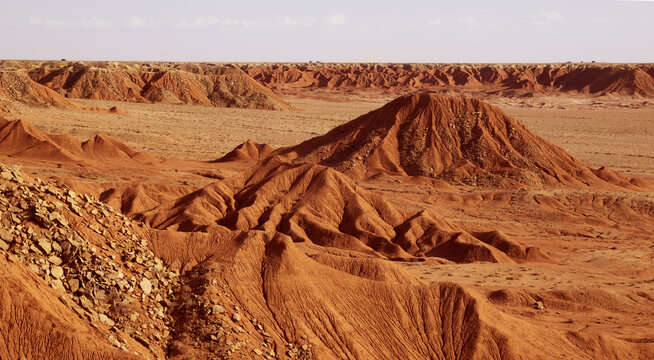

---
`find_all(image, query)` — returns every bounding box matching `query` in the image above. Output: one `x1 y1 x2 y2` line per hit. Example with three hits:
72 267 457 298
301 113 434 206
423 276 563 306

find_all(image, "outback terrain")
0 61 653 359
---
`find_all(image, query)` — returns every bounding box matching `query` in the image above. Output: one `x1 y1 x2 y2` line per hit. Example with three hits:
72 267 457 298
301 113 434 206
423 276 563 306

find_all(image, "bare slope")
144 228 654 359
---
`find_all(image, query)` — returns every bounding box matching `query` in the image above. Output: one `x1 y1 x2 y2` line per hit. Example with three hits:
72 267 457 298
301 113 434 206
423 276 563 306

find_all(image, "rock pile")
166 261 303 359
0 163 178 358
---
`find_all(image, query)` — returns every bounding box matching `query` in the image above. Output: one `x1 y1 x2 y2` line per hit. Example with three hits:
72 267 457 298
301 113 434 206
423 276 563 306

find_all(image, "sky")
1 0 653 63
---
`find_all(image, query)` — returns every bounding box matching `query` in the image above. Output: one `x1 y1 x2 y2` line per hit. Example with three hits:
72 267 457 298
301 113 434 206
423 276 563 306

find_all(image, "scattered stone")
534 301 545 310
68 278 80 293
48 255 63 266
0 163 180 349
51 279 64 291
0 228 12 242
50 265 64 279
36 238 52 255
108 335 121 348
140 277 152 295
28 263 40 275
51 241 62 253
212 304 226 314
231 313 242 322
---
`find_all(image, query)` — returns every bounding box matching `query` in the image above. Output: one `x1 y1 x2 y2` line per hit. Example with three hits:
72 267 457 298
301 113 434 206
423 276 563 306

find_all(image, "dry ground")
10 95 654 177
3 93 654 345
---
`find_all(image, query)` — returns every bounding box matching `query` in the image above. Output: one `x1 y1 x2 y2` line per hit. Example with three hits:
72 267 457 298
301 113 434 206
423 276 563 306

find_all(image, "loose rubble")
0 163 178 358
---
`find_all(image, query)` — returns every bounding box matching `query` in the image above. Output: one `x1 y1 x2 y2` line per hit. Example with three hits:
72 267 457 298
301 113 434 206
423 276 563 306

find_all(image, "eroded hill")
1 61 291 110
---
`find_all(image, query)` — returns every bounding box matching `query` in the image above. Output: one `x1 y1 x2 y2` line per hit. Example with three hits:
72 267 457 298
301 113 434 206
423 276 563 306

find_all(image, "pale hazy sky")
1 0 652 62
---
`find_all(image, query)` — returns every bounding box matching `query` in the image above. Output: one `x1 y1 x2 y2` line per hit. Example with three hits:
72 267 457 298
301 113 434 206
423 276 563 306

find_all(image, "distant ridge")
243 63 654 97
25 62 291 110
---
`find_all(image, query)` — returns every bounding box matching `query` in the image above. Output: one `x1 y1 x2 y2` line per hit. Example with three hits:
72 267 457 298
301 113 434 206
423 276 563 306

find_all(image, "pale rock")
50 265 64 279
140 277 152 295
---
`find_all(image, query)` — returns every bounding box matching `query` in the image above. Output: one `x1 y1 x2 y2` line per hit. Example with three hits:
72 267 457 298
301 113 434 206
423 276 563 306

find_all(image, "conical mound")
81 133 158 163
0 118 157 164
212 140 275 162
0 118 82 162
141 157 549 264
275 93 641 188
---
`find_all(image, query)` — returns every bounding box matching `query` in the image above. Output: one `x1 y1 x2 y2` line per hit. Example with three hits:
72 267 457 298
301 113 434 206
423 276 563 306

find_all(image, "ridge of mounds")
143 228 654 359
140 157 551 264
273 93 650 189
26 62 291 110
212 140 275 162
243 63 654 97
0 163 178 359
0 69 80 112
0 117 157 164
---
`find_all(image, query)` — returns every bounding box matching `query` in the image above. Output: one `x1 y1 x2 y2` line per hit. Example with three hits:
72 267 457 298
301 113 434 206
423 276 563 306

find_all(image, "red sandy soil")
1 61 291 110
0 62 653 359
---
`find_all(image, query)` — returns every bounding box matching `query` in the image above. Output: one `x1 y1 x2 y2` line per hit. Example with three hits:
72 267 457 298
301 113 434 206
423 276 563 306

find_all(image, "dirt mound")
243 63 654 97
274 93 641 188
82 133 158 163
0 118 157 164
27 62 291 110
0 69 79 111
141 157 548 263
213 140 275 162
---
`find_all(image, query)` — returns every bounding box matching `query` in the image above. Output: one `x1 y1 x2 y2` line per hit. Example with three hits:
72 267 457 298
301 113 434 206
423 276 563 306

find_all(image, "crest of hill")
27 63 291 110
212 140 275 162
0 117 157 164
0 70 79 112
273 93 647 188
141 157 550 264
